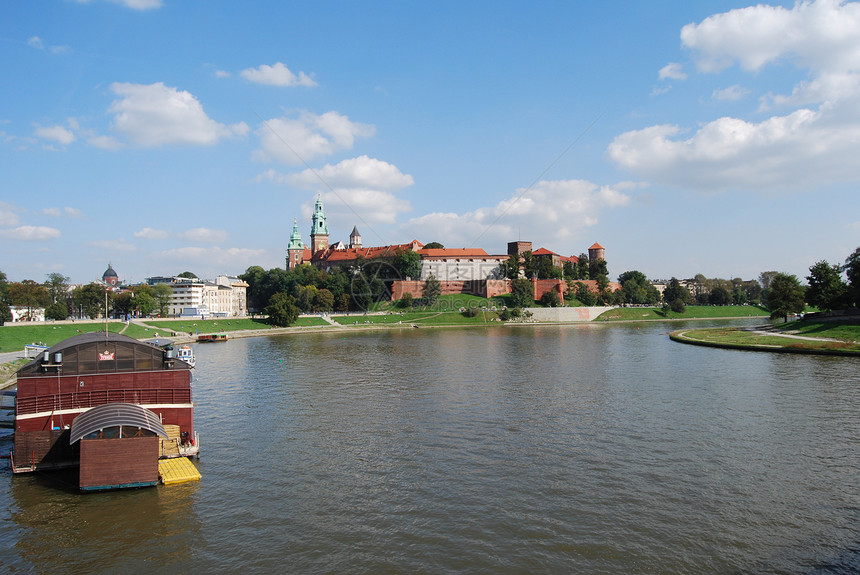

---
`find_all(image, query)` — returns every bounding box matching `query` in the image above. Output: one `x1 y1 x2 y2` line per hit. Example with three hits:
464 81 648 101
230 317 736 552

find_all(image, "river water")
2 320 859 574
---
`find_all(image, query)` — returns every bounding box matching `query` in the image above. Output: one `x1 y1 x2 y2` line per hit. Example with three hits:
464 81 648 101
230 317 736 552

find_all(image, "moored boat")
197 333 228 342
176 344 196 368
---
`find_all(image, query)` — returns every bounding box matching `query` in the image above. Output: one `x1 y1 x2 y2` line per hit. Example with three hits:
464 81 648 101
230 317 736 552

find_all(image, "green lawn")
773 320 860 342
0 322 127 352
596 305 770 321
673 322 860 353
138 318 277 334
333 309 498 326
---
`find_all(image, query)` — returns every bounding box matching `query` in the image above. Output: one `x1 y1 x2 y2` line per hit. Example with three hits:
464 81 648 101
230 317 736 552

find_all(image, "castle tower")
588 242 605 262
349 226 362 249
310 195 329 253
286 218 305 269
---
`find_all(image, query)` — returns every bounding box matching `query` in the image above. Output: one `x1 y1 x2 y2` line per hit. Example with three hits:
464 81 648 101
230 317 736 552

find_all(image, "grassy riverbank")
671 319 860 355
595 305 770 321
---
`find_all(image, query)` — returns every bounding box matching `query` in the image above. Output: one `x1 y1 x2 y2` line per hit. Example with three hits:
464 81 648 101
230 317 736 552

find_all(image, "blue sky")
2 0 858 285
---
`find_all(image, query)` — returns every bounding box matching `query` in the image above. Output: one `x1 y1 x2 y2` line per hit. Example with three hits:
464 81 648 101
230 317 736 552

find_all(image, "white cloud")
111 0 163 9
681 1 860 75
659 62 687 80
712 84 749 101
215 70 230 78
107 82 249 147
75 0 163 9
0 226 61 240
240 62 316 87
282 155 414 191
27 36 69 54
254 111 375 165
178 227 228 243
0 204 20 226
262 156 415 227
403 179 633 250
34 124 75 145
307 189 412 226
42 206 85 218
611 0 860 193
607 106 860 190
134 227 169 240
88 134 122 150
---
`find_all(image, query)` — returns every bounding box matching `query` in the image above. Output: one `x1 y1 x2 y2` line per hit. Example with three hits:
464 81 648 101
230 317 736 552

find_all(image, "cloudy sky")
2 0 858 284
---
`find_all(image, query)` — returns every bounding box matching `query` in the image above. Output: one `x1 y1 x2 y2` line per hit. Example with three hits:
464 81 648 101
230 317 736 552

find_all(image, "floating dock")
158 457 201 485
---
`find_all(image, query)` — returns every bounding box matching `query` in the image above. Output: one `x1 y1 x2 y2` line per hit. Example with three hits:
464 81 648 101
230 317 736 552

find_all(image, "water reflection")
2 320 859 574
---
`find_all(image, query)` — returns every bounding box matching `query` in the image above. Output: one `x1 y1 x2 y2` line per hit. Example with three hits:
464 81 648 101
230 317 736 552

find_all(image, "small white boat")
176 344 195 368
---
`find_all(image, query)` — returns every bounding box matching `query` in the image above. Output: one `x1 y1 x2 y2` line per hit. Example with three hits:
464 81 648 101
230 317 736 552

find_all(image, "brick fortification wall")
391 278 620 302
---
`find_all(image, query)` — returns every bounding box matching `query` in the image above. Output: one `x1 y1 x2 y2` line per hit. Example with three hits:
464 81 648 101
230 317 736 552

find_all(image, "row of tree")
0 271 176 324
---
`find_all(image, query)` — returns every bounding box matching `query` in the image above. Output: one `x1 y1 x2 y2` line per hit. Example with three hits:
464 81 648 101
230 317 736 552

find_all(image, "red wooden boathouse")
11 332 198 484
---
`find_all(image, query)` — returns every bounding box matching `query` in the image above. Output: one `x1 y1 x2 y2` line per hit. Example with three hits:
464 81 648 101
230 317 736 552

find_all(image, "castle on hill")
286 197 611 301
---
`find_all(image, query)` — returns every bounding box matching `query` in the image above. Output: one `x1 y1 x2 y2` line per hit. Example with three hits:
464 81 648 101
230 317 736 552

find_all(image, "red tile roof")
417 248 491 258
532 247 558 256
589 242 604 250
312 241 423 264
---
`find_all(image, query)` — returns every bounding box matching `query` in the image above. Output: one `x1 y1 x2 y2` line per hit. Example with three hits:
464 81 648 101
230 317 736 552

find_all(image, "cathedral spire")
310 195 329 253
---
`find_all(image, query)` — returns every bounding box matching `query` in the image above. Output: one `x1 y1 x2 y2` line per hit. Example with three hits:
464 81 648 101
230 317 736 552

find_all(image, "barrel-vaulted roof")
69 402 168 444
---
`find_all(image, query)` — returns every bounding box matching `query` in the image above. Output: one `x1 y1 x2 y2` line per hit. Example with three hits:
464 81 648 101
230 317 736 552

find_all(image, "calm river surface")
2 319 860 574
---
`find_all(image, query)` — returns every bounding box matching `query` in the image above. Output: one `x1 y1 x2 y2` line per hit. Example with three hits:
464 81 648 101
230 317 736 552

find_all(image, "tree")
129 285 157 317
398 292 414 309
0 302 11 325
662 278 691 306
844 247 860 307
393 249 421 280
502 254 521 279
152 283 173 317
336 293 351 312
572 282 597 306
45 301 69 321
765 273 805 322
423 274 442 306
177 271 198 279
315 288 335 312
562 260 577 280
618 270 660 305
575 253 590 280
114 292 136 317
537 257 563 279
589 258 608 282
521 251 540 279
0 270 8 304
296 285 318 313
708 286 731 306
8 280 51 319
806 260 847 311
45 273 70 305
266 292 299 326
72 283 110 319
510 278 534 308
540 290 561 307
423 241 444 249
759 271 780 290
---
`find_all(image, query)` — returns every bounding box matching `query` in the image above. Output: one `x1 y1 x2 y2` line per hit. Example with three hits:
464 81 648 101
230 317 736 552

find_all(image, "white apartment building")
154 275 248 318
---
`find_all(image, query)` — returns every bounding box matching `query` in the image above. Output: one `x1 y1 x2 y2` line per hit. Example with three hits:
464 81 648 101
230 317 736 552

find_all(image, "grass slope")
596 305 769 321
0 322 126 352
